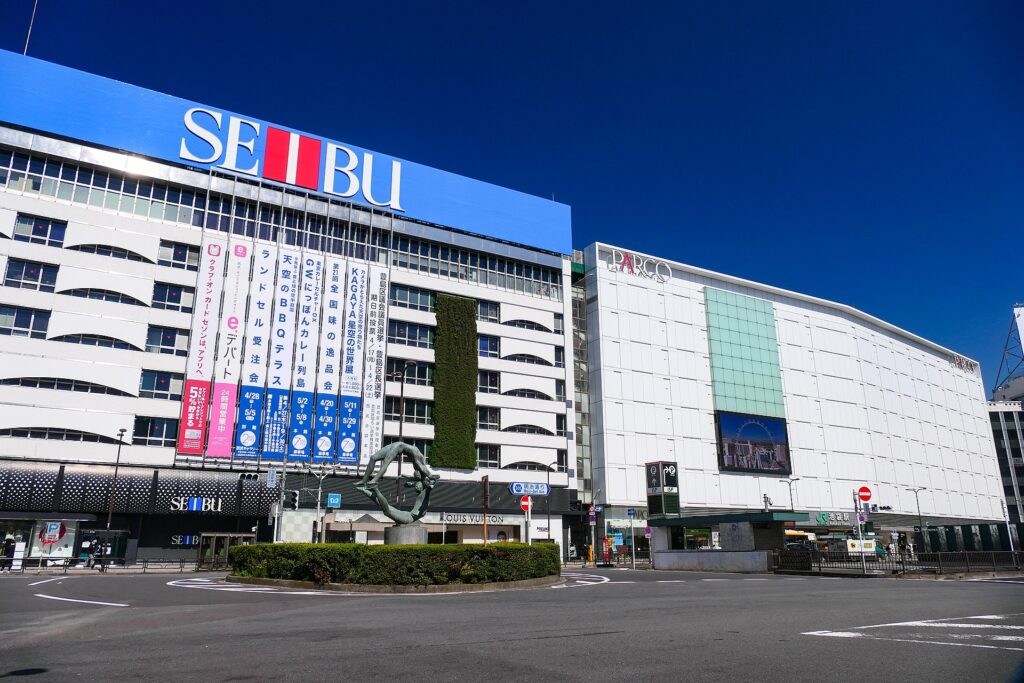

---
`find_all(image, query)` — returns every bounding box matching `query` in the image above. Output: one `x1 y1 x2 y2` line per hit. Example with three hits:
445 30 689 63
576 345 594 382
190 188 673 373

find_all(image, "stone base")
384 523 428 545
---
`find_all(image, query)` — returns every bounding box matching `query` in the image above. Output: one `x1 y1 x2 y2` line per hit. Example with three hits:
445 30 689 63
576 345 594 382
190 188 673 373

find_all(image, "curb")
774 570 887 578
225 573 564 593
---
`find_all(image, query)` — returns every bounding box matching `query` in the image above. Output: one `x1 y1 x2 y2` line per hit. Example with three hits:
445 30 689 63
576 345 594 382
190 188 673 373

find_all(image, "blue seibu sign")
0 50 571 255
508 482 550 497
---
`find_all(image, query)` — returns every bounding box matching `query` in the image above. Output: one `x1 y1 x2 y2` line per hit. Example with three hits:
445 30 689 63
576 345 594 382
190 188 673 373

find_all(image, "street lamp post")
545 460 557 541
781 478 801 511
908 487 926 552
106 428 127 530
394 359 417 505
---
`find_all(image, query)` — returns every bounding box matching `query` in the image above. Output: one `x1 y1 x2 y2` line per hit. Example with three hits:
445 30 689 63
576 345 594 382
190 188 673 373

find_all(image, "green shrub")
432 293 477 469
229 543 560 586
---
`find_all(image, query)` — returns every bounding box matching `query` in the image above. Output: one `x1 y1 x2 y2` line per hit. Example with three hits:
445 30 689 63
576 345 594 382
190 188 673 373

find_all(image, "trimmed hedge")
229 543 560 586
432 293 478 469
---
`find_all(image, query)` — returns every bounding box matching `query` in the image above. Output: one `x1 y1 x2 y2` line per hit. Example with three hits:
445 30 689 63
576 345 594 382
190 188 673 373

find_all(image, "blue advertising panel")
261 250 300 460
234 245 278 459
313 257 345 463
715 411 791 475
336 264 368 465
0 50 571 255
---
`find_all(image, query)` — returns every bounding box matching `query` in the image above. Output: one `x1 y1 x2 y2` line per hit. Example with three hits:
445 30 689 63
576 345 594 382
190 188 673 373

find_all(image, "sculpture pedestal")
384 523 428 545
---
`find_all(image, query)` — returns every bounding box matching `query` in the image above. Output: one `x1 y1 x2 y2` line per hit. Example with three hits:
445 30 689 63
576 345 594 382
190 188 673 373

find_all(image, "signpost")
853 488 870 575
858 486 872 502
588 504 596 566
521 496 533 545
627 509 636 569
326 492 341 508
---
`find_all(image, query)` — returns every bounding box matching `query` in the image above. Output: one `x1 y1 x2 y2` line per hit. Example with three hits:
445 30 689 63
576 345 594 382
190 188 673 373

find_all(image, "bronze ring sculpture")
355 442 440 524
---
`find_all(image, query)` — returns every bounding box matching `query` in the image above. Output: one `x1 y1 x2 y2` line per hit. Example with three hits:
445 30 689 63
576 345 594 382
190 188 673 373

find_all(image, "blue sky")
1 2 1020 391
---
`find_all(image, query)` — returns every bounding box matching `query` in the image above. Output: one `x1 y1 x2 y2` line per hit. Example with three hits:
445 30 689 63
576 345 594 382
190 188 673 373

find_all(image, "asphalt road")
1 568 1022 682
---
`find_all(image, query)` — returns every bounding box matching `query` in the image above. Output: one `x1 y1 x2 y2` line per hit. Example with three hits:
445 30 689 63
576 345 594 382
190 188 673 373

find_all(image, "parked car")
785 542 822 559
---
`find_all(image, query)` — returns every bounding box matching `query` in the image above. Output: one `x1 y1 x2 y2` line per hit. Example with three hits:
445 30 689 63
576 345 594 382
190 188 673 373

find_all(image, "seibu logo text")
169 496 223 513
606 249 672 283
178 108 403 211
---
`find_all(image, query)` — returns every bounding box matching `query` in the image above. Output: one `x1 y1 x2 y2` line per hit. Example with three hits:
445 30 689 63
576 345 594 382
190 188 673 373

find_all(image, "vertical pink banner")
177 379 211 454
206 240 252 458
176 237 227 455
206 383 238 456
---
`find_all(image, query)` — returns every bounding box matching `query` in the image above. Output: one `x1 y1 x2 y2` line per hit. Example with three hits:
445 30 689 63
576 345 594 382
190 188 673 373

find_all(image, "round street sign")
858 486 872 502
520 496 533 512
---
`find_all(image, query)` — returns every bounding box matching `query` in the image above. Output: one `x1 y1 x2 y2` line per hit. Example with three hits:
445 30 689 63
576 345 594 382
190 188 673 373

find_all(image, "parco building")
576 243 1011 562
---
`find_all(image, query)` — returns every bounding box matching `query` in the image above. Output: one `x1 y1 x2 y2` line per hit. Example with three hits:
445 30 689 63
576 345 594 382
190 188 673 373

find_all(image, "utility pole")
481 475 490 545
106 428 127 530
309 465 331 543
853 490 866 575
394 360 416 506
275 467 287 543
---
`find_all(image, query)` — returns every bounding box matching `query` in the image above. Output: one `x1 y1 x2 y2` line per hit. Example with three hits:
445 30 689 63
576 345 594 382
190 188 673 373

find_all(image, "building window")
390 284 435 312
502 319 552 332
554 314 564 334
556 414 568 437
387 321 435 348
133 416 178 447
505 354 550 366
152 282 195 313
0 305 50 338
67 244 151 263
157 240 200 271
477 443 500 468
52 333 137 350
503 424 554 436
146 326 190 356
13 214 66 246
555 380 566 402
139 370 184 400
478 335 500 358
0 427 119 444
63 288 147 306
4 258 58 292
554 346 565 368
0 377 130 396
386 358 434 385
384 397 434 424
477 300 499 323
478 370 500 393
503 388 553 400
477 406 500 430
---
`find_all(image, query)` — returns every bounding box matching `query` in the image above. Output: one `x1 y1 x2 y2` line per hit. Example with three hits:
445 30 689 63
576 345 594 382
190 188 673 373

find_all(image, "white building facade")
583 242 1008 554
0 51 572 559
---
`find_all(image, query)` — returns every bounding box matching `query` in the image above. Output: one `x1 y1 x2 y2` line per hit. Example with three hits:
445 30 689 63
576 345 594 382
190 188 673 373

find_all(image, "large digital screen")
715 411 791 475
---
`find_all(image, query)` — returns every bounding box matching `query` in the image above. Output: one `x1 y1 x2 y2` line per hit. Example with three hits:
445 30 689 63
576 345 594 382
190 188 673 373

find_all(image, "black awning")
648 511 808 527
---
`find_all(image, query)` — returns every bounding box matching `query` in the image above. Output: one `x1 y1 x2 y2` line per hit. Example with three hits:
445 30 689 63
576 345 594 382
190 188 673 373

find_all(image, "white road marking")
701 578 728 581
802 631 863 638
878 622 1024 630
609 581 636 584
656 580 687 583
35 593 128 607
28 577 65 586
743 578 768 581
854 613 1024 630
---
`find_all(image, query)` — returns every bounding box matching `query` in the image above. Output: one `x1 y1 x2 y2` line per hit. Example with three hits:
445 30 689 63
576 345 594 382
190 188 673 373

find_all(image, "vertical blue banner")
233 244 278 460
262 388 290 461
313 395 338 463
337 264 368 466
287 391 314 461
313 257 345 463
261 249 300 461
234 387 265 459
337 396 362 465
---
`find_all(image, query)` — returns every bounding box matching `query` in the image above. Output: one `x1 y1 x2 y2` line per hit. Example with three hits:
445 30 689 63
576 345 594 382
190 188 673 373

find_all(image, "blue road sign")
326 492 342 508
595 505 604 513
627 508 636 518
508 482 551 497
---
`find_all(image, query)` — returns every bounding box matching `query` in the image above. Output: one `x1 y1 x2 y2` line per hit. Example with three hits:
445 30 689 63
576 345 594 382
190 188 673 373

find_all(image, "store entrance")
197 533 255 569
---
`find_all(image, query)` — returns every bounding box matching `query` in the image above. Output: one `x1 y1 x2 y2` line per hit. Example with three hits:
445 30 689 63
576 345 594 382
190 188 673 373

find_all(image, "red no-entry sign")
520 495 533 512
858 486 872 502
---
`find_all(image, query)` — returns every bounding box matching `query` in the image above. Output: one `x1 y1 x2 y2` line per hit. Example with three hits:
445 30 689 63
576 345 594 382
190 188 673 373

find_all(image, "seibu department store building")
0 50 575 561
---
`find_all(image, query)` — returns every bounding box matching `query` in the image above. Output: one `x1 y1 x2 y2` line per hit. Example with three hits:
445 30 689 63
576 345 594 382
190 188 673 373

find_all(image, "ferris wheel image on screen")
715 411 791 475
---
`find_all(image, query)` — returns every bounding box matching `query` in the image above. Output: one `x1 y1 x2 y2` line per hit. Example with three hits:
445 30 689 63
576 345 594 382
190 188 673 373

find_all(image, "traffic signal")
238 472 259 481
481 475 489 507
285 490 299 510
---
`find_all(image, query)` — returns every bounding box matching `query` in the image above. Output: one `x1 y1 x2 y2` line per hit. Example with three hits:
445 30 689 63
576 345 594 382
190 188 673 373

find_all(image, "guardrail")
0 557 198 574
775 549 1024 575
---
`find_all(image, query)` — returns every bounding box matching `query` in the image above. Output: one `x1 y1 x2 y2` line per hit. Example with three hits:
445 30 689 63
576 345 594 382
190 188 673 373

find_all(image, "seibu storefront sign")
605 249 672 283
169 496 224 513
